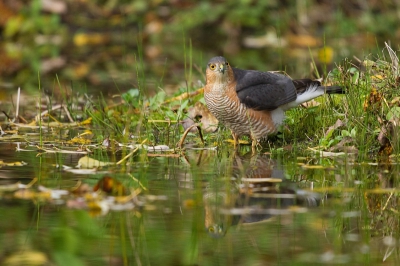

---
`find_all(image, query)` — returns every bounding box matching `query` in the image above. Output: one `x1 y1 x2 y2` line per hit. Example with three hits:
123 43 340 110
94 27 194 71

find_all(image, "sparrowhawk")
204 56 344 147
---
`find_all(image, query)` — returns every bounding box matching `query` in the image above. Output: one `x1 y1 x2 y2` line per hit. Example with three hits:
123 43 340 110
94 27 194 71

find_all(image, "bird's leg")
251 137 261 153
251 138 257 147
251 138 257 154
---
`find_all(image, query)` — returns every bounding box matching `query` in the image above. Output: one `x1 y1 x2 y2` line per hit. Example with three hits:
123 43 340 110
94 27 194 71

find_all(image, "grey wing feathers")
292 79 344 94
292 79 317 94
233 68 297 111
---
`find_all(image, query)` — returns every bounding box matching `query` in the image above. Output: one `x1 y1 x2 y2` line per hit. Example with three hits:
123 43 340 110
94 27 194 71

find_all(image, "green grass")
6 45 396 162
80 47 400 161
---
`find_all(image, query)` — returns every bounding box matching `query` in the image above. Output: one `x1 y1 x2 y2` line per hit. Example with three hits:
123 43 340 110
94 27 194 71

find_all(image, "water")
0 142 399 265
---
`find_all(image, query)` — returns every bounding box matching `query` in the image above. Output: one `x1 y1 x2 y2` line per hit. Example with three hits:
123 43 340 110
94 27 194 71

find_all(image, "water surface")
0 143 399 265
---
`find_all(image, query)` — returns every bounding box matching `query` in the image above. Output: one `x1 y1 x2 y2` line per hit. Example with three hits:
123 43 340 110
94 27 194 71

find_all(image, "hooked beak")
219 63 226 74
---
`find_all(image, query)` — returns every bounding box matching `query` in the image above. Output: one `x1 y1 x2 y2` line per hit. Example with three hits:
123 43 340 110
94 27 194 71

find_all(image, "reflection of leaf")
0 160 27 167
93 176 128 196
77 156 112 168
182 102 218 133
14 189 36 200
70 183 90 195
38 185 69 199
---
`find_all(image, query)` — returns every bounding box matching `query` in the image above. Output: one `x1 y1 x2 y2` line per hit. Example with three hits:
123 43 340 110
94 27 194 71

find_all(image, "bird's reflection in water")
203 152 319 238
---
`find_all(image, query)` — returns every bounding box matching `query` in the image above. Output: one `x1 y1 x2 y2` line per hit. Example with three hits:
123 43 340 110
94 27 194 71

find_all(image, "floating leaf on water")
0 160 27 167
63 167 100 174
0 182 27 192
3 250 48 266
0 178 37 192
307 147 352 157
38 185 69 199
145 145 170 151
87 200 110 216
77 156 112 168
14 189 36 200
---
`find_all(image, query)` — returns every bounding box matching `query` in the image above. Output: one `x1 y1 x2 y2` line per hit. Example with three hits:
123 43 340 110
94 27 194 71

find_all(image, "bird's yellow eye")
226 62 229 66
209 64 216 70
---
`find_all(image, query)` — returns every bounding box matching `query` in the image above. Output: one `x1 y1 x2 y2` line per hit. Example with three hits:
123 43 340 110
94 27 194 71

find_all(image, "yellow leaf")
78 156 112 168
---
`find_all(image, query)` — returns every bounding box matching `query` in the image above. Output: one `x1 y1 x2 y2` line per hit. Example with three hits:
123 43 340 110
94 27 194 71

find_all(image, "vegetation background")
0 0 398 95
1 2 400 265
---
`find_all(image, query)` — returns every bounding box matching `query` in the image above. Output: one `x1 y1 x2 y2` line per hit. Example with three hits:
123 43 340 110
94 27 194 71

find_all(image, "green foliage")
121 88 140 106
2 0 399 92
387 106 400 121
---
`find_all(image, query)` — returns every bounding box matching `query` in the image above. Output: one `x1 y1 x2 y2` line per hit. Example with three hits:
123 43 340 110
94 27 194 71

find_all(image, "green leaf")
341 129 350 137
350 128 357 137
122 88 140 105
387 107 400 121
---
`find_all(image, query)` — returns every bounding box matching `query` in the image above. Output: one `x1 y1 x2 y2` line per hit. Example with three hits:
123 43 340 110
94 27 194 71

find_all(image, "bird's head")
206 56 232 85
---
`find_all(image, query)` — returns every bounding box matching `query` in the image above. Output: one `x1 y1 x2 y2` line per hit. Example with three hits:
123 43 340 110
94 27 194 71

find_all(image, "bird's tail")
283 80 344 110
